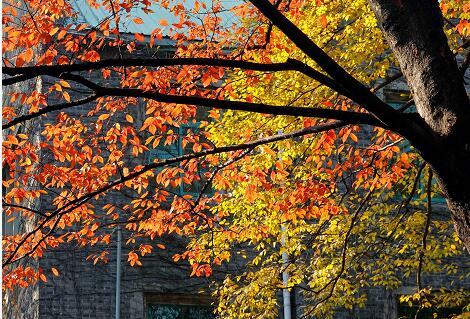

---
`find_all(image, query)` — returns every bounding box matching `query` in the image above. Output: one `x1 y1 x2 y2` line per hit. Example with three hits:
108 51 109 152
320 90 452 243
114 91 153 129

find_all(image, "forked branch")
2 120 348 267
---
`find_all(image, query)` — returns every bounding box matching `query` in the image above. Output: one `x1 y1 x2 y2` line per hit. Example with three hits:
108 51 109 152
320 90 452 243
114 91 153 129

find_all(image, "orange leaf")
159 19 168 26
133 17 144 24
98 113 110 121
51 267 59 276
400 153 409 163
350 133 358 143
135 33 145 42
16 56 25 67
23 48 34 64
320 15 328 28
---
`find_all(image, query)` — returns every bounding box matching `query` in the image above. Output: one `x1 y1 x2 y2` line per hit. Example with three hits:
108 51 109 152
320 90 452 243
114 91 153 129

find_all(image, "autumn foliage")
2 0 470 317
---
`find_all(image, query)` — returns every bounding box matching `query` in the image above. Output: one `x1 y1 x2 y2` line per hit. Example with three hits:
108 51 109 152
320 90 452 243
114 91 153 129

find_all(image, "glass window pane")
147 304 214 319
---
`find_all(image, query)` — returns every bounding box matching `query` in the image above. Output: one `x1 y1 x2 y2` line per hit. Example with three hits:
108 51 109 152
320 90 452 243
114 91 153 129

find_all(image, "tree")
2 0 469 316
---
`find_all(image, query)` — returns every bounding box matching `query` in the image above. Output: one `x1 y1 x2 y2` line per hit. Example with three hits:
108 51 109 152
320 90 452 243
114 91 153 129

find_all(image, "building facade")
3 1 470 318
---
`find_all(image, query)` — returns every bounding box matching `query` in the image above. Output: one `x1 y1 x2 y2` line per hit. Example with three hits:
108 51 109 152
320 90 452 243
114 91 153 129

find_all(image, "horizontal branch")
2 202 47 217
2 121 347 267
371 72 403 93
64 73 380 125
3 94 100 129
3 73 380 129
103 88 379 125
3 58 304 78
2 57 349 95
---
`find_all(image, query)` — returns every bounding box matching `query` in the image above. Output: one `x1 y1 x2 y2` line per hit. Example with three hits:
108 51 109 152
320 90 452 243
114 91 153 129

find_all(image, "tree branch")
2 57 346 94
248 0 435 149
3 73 381 129
3 94 101 130
2 202 47 217
300 186 375 317
460 49 470 77
384 163 427 241
415 167 433 319
2 121 348 267
371 72 403 93
62 74 378 125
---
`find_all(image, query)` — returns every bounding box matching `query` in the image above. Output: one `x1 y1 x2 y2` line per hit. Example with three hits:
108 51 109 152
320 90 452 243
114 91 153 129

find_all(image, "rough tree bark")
368 0 470 252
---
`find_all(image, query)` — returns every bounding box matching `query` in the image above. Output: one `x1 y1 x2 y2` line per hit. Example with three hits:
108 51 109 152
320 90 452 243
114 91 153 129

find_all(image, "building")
3 1 470 318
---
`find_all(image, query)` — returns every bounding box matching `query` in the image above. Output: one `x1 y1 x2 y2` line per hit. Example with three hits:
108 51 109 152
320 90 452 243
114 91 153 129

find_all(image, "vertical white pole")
278 130 292 319
115 225 122 319
281 224 292 319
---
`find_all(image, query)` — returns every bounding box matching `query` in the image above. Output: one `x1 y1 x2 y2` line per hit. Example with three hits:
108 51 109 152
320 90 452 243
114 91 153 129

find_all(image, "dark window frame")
145 293 214 319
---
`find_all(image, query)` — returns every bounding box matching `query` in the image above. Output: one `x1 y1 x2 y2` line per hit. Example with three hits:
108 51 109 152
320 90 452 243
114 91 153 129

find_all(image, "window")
145 293 214 319
384 89 414 112
397 303 462 319
147 107 212 198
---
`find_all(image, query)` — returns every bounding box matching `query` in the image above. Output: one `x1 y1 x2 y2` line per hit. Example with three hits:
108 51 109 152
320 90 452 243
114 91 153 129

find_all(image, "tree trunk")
368 0 470 252
445 189 470 254
432 150 470 253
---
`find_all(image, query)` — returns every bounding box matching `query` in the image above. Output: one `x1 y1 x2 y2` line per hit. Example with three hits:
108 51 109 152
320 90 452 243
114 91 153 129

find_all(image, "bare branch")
61 74 379 125
415 167 433 319
371 72 403 93
2 202 47 217
460 50 470 77
3 94 100 130
397 99 414 112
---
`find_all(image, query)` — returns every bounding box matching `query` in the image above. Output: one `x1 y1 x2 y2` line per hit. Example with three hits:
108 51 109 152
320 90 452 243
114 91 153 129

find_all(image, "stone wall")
38 235 236 318
29 44 221 319
36 233 220 319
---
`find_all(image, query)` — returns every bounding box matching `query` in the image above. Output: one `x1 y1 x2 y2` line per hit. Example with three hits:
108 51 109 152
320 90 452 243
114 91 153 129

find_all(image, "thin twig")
415 168 433 319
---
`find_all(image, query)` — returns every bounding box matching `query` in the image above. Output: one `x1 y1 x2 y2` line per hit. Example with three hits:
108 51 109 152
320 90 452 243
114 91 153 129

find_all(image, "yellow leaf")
98 114 110 121
63 91 71 102
17 134 28 139
60 80 71 88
